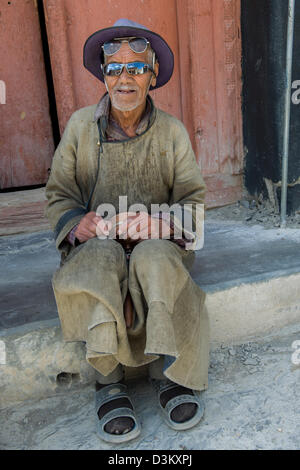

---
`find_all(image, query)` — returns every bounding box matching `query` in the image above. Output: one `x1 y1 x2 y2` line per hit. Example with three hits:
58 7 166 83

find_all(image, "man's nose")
118 65 133 81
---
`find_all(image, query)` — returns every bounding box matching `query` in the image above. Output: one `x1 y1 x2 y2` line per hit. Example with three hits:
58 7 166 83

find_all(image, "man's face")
103 41 159 112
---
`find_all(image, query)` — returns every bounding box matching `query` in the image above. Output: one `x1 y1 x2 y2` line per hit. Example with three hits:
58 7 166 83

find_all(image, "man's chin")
111 96 144 112
112 103 140 112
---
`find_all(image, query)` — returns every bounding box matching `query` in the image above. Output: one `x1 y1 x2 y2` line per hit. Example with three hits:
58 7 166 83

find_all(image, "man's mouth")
116 89 136 95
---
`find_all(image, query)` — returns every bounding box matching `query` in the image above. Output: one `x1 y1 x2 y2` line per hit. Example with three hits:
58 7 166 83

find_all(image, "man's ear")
151 61 159 87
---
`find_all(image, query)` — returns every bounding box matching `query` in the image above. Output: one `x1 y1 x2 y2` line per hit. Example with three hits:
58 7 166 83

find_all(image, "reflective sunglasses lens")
129 38 148 53
103 41 122 56
126 63 142 75
103 62 152 77
127 62 149 75
103 63 123 76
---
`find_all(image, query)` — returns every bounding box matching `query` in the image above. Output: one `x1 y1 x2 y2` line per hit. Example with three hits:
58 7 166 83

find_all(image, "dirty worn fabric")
52 238 209 390
45 96 209 391
63 94 197 251
95 356 175 384
45 96 206 258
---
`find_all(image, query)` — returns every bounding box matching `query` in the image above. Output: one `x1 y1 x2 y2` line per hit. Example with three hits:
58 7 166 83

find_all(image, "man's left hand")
121 211 173 241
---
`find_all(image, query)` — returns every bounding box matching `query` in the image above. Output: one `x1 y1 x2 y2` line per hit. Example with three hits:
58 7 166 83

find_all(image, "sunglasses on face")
102 37 150 56
102 61 155 77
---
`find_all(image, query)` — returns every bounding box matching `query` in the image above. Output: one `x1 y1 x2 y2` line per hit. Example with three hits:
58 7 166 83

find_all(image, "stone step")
1 322 299 450
0 221 300 406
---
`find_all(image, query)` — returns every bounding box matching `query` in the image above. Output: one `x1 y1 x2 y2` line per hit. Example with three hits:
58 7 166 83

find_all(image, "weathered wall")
176 0 244 206
1 0 244 209
242 0 300 214
0 0 54 189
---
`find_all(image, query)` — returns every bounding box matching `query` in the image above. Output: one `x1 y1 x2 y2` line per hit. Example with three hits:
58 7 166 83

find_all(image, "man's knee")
130 239 174 264
129 240 182 276
71 237 126 266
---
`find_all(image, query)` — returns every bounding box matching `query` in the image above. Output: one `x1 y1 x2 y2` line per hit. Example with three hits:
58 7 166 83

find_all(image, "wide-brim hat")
83 18 174 90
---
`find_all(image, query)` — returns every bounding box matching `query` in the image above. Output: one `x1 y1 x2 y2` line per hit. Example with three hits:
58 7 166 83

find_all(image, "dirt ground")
206 198 300 229
1 323 299 450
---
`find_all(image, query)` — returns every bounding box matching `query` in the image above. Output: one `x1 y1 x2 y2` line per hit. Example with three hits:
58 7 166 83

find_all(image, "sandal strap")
158 381 182 395
98 406 138 431
163 392 202 418
150 379 205 431
95 383 132 413
154 379 196 397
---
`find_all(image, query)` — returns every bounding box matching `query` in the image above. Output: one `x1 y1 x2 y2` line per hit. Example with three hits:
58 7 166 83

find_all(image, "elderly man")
45 19 209 443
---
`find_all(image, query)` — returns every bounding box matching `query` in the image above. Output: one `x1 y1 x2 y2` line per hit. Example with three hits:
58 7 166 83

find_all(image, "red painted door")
0 0 54 189
176 0 244 206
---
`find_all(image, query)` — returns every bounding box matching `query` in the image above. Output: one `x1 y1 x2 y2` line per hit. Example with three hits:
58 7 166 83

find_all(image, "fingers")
75 227 95 243
95 217 112 237
76 212 114 242
127 213 149 239
75 211 172 244
127 214 164 239
75 213 97 242
115 212 140 238
128 216 171 240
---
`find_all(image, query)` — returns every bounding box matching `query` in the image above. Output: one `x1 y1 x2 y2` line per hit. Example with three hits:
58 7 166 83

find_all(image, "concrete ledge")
207 272 300 346
1 270 300 407
0 319 149 407
0 320 92 407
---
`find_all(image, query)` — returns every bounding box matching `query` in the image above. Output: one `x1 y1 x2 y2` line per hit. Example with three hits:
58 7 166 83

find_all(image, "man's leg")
94 365 136 435
53 238 137 437
148 355 198 423
129 239 208 427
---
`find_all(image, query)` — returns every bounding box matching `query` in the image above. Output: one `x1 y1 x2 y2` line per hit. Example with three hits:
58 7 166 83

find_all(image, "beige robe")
45 100 209 391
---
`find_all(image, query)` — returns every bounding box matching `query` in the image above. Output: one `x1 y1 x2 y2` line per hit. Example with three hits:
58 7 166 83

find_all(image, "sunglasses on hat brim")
102 37 150 56
101 61 156 77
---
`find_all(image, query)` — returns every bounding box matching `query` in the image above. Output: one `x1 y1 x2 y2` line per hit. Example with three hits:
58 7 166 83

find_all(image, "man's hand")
75 211 112 243
122 211 173 241
108 212 140 241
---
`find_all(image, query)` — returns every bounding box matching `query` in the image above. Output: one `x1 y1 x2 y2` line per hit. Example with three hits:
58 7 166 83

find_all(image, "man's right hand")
74 211 112 243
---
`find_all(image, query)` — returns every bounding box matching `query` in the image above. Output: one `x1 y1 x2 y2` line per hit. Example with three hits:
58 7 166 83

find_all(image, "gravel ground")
205 198 300 229
1 323 299 450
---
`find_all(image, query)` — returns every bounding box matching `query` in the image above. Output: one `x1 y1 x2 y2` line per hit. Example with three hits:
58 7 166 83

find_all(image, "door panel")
177 0 243 206
0 0 54 189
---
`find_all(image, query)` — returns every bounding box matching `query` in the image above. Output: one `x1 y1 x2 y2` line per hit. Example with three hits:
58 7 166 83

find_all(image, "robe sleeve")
45 113 87 252
169 121 206 250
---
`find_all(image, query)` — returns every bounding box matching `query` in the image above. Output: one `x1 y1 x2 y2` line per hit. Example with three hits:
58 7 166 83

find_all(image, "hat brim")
83 26 174 90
